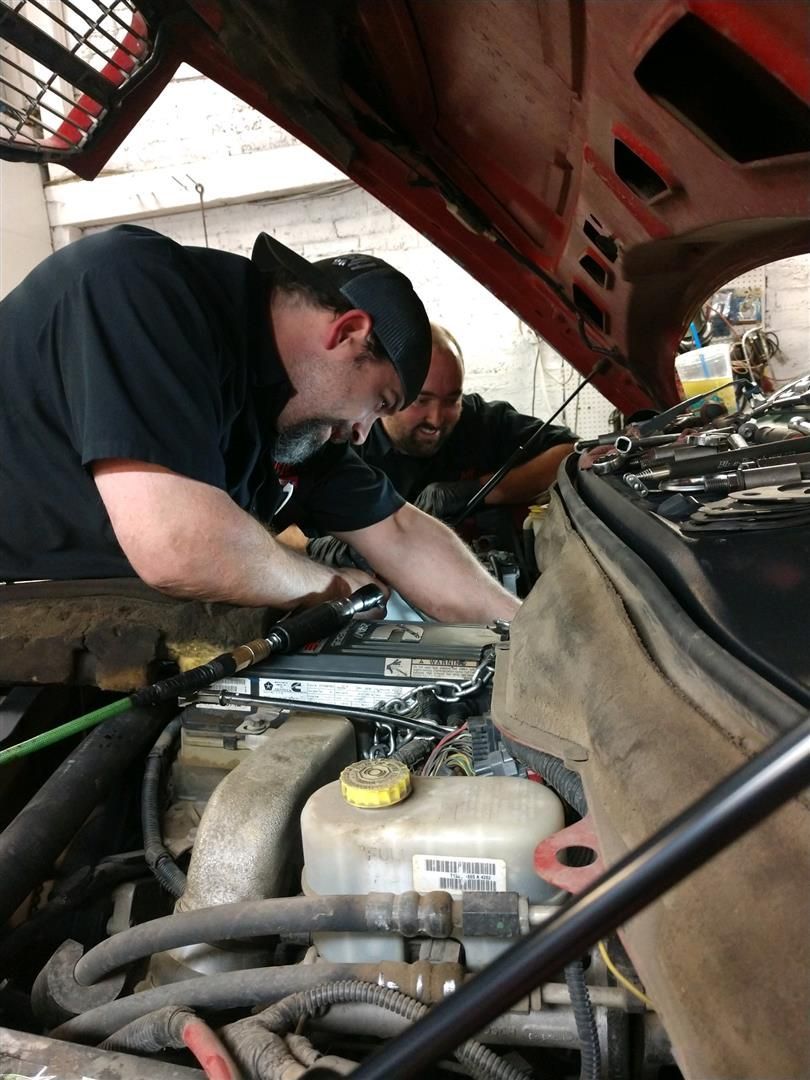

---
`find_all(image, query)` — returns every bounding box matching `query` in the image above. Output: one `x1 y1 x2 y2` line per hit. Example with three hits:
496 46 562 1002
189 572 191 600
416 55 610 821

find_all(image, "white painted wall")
0 160 52 298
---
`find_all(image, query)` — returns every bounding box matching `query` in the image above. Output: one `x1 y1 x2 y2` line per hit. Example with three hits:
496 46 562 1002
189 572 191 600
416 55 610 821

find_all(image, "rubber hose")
141 716 187 899
503 736 587 817
132 656 236 708
74 895 382 985
52 963 434 1044
0 859 148 974
565 960 601 1080
222 981 527 1080
0 704 171 927
100 1005 192 1053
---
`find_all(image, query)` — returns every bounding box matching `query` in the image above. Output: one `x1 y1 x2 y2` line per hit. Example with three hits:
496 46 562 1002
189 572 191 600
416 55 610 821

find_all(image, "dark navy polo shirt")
355 393 576 500
0 225 402 581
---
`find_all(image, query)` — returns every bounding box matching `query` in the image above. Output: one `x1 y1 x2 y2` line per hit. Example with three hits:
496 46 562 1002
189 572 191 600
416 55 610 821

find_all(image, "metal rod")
195 692 452 740
452 357 611 525
351 715 810 1079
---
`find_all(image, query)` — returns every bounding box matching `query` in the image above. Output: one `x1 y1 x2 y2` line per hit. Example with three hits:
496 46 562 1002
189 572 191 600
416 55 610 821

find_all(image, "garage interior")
1 3 808 1079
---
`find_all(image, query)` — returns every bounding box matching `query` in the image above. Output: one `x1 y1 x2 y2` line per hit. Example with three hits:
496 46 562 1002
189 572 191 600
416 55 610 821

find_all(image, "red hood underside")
28 0 810 411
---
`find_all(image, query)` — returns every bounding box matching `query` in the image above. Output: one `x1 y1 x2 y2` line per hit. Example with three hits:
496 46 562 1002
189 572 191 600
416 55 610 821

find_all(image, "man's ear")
324 308 373 352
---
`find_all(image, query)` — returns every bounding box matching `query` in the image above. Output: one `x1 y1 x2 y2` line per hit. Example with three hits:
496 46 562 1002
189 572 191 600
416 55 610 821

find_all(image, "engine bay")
1 615 669 1080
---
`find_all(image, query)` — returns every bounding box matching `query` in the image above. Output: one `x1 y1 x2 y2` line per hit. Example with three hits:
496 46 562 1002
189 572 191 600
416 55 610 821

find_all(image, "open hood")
2 0 809 412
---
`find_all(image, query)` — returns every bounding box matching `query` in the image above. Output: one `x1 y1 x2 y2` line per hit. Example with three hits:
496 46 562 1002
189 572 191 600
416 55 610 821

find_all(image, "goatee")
272 420 331 464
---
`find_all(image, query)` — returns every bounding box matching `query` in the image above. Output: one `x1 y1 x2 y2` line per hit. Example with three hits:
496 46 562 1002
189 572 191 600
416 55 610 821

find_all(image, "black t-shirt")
0 225 402 581
356 393 576 501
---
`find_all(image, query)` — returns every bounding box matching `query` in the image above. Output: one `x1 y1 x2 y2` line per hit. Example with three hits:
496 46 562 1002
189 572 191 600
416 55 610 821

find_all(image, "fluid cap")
340 759 412 808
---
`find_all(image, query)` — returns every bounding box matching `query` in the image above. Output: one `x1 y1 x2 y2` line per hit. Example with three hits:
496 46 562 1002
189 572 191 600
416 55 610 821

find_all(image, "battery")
207 620 499 711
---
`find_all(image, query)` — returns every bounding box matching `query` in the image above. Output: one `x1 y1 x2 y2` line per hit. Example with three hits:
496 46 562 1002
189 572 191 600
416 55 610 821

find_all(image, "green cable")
0 696 135 767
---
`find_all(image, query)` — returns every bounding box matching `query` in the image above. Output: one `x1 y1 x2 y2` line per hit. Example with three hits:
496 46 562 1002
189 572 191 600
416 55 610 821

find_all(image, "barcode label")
425 858 498 876
412 854 506 898
439 876 497 892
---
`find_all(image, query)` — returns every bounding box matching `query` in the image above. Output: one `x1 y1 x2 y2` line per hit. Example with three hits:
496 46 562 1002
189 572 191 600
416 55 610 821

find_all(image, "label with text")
412 854 506 897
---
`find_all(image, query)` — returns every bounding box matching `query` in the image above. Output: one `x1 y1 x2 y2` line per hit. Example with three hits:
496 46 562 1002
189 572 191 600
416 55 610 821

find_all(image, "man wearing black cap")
0 224 518 621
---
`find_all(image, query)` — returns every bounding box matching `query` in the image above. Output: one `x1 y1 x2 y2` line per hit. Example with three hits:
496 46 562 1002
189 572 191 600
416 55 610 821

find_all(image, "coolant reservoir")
301 759 564 970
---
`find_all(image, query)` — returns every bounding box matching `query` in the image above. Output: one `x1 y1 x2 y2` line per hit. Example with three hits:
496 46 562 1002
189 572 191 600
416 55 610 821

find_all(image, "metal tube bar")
313 1003 585 1048
452 357 610 524
351 715 810 1079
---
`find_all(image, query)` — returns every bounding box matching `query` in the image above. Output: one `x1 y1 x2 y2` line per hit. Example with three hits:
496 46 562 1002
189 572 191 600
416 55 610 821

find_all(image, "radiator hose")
72 892 456 986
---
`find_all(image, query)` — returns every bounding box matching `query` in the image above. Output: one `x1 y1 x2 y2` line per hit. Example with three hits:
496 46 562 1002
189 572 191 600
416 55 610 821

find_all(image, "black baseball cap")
252 233 431 407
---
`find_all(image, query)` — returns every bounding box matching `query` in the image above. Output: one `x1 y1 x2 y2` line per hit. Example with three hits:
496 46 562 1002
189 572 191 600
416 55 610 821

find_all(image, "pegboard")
723 266 766 293
553 384 614 441
530 361 615 441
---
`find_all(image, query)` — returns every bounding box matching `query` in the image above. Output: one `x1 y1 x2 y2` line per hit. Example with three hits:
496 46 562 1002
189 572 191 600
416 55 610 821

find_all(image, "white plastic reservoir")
301 769 564 970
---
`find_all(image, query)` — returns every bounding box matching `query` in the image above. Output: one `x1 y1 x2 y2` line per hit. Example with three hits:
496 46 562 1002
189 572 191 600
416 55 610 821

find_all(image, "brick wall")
83 183 607 432
764 255 810 383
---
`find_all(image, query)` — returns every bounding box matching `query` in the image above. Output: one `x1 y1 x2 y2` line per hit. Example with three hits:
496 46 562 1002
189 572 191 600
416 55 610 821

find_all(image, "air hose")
0 696 134 766
0 585 385 767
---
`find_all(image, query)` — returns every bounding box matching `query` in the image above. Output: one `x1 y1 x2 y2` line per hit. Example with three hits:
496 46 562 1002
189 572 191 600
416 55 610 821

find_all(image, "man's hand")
306 534 372 571
413 479 480 520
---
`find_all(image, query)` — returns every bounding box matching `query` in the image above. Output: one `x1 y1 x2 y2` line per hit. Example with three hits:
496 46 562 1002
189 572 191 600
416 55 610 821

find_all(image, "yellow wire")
598 941 653 1009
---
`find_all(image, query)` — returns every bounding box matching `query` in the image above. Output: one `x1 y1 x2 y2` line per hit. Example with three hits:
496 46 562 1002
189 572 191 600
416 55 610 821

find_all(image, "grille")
0 0 152 162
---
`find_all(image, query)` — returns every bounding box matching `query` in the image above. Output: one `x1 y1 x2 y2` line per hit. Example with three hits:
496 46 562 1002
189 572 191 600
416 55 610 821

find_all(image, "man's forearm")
150 512 351 607
340 505 519 622
94 462 362 608
482 443 574 505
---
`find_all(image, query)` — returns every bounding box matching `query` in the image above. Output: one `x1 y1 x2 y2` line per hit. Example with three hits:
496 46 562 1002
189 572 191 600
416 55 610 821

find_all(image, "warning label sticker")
411 658 478 681
412 854 506 898
382 657 478 680
256 677 409 710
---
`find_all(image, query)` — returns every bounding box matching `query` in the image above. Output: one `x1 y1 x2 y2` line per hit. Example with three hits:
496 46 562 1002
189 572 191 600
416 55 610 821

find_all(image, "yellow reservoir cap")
340 758 412 808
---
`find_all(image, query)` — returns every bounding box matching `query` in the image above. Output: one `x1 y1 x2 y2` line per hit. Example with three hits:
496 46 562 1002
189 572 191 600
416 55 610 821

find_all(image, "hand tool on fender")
630 437 810 485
